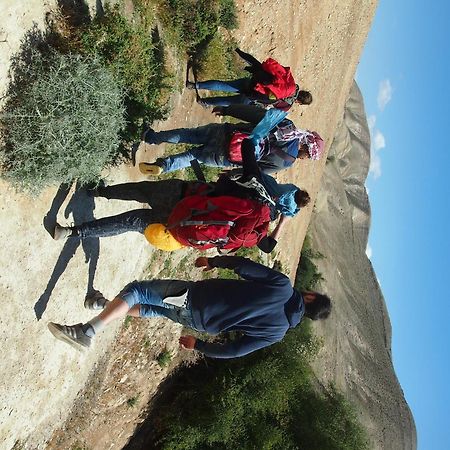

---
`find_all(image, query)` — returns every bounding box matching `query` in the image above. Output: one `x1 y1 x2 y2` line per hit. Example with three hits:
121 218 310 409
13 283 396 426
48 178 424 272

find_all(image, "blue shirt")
190 256 305 358
260 173 300 217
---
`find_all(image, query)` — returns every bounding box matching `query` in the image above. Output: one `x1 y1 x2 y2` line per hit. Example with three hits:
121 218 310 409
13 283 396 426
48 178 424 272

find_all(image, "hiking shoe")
139 162 163 176
196 98 211 109
53 223 71 240
84 289 108 310
48 322 91 351
185 80 196 90
86 179 106 197
142 127 157 144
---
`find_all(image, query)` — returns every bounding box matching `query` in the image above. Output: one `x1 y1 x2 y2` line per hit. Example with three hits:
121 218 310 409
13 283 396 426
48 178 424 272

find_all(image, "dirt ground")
0 1 377 448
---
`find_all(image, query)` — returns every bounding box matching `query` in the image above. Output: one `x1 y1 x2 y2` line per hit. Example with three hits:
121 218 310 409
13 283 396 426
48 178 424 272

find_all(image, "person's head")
296 90 313 105
295 189 311 208
298 143 310 159
302 291 332 320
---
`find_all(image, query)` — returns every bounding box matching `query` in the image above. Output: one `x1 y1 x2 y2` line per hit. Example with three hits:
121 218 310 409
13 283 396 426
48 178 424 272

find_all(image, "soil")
0 0 377 448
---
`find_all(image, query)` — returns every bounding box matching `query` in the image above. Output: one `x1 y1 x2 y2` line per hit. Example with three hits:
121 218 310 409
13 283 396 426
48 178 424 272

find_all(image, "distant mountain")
309 81 417 450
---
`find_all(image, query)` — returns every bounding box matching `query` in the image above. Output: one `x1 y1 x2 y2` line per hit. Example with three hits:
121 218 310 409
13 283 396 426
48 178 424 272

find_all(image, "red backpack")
253 58 297 99
167 195 271 251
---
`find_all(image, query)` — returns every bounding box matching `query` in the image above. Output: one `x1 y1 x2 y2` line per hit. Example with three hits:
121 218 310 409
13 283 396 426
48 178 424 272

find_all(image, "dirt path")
0 1 377 448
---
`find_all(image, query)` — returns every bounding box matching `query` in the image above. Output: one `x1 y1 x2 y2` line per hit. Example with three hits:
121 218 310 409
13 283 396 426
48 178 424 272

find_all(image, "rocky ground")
0 0 378 448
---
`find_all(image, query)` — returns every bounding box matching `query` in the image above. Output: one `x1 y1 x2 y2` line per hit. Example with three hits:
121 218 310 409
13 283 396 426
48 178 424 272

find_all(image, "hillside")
310 81 417 449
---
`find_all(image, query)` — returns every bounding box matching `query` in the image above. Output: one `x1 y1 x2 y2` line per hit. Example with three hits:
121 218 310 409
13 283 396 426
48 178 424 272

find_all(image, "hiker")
138 104 324 176
52 140 311 253
186 48 312 111
48 255 332 358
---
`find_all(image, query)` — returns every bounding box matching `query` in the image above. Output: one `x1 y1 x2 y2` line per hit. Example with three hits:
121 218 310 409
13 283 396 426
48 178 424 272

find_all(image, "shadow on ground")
34 184 100 320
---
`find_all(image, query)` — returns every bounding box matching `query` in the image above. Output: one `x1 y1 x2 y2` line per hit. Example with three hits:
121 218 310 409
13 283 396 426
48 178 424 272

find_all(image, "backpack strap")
190 159 206 182
270 146 297 163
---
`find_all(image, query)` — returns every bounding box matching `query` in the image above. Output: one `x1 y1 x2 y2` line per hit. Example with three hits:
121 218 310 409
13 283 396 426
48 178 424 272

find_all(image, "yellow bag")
144 223 185 251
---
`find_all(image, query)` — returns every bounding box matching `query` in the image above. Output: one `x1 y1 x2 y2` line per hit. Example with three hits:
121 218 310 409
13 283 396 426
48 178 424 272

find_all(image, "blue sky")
356 1 450 448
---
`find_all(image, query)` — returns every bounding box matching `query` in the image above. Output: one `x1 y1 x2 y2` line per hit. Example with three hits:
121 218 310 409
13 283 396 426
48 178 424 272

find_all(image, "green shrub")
154 0 237 54
70 5 169 142
147 323 367 450
218 0 238 29
295 235 325 291
0 50 126 194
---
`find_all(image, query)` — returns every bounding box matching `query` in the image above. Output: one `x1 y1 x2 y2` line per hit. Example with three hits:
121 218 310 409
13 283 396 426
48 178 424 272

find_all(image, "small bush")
154 0 237 55
0 50 126 194
127 395 139 408
295 235 325 291
156 349 172 368
218 0 238 29
60 4 170 142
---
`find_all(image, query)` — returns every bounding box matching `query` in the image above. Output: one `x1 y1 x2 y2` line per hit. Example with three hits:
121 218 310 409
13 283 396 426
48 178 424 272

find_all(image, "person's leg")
48 284 145 350
71 209 168 239
199 94 252 107
152 144 233 173
144 123 220 146
141 124 232 174
195 78 249 93
48 280 196 350
96 179 185 207
136 280 197 328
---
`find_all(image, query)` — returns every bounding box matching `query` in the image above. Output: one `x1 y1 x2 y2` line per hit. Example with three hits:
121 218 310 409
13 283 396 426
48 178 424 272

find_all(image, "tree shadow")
34 184 100 320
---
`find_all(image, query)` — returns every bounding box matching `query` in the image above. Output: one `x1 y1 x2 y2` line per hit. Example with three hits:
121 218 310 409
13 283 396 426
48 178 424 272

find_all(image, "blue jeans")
153 124 236 173
195 78 253 107
74 180 185 238
119 280 198 328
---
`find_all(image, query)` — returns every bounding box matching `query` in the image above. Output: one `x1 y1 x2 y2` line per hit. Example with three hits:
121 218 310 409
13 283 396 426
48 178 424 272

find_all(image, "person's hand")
212 106 225 117
195 257 212 271
179 335 197 350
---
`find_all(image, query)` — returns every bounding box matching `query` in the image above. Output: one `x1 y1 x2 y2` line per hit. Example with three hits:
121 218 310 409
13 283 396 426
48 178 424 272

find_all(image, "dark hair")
304 293 332 320
297 90 313 105
295 189 311 208
298 143 310 159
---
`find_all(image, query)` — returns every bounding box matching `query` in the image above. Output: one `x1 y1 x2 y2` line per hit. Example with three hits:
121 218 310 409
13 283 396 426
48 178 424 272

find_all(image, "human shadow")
34 183 100 320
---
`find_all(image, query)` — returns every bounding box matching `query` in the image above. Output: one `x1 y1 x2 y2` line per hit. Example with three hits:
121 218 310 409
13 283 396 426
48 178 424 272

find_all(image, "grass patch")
127 395 140 408
156 349 173 368
123 315 133 329
194 32 246 81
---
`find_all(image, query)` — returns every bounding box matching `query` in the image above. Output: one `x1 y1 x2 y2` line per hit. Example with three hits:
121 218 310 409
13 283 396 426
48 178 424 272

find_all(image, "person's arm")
213 104 266 125
180 333 276 359
256 214 288 253
196 256 290 285
269 214 288 241
240 138 262 180
235 48 262 68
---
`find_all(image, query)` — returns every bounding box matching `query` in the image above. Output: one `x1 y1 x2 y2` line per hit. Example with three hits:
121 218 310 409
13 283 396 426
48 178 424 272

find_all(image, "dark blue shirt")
189 256 304 358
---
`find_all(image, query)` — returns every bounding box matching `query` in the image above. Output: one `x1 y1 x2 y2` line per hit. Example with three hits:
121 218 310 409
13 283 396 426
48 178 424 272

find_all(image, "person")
52 140 311 248
187 48 312 111
48 256 332 358
138 104 322 176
